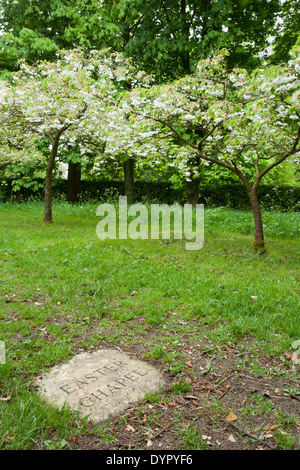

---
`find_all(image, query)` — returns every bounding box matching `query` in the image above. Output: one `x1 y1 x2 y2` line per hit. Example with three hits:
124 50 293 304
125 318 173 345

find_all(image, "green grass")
180 424 210 450
0 201 299 449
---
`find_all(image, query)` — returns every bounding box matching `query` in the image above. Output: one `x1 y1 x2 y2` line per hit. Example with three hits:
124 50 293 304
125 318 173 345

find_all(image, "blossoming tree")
89 57 154 203
0 48 153 220
126 47 300 253
91 103 189 202
0 50 105 221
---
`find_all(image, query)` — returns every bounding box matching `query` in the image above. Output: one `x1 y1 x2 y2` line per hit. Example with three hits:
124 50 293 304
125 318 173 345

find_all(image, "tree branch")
198 123 221 149
147 115 199 150
254 123 300 189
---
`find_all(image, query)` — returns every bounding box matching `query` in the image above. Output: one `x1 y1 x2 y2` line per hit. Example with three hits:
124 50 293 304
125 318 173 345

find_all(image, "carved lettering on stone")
36 349 165 423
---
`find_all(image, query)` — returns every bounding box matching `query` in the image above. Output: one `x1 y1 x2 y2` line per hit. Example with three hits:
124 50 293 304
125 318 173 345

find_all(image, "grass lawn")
0 201 299 450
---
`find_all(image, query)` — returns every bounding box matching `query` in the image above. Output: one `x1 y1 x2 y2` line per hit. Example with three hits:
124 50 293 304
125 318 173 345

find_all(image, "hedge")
0 177 299 211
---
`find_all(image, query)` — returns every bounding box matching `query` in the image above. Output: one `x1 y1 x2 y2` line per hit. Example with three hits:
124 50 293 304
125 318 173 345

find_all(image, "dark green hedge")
0 177 299 211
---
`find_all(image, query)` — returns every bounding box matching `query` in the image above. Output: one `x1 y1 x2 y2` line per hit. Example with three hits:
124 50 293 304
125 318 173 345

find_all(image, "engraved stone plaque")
37 349 165 423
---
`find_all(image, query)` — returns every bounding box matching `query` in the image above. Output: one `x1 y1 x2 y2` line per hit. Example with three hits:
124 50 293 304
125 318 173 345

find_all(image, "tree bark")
67 162 81 204
186 176 200 205
186 154 201 204
43 137 60 223
15 188 23 203
123 158 134 203
247 188 265 254
180 0 191 73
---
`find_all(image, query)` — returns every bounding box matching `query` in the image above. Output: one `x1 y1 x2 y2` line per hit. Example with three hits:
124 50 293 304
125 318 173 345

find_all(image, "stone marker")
36 348 165 423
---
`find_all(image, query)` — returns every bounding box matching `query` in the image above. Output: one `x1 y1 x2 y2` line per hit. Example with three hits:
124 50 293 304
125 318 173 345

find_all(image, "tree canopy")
270 0 300 64
0 0 290 80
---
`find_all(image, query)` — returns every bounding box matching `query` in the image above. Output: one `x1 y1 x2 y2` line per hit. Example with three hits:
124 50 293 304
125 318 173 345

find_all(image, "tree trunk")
247 188 265 254
186 176 200 205
180 0 191 74
124 158 134 203
67 162 81 204
186 154 201 204
15 188 23 203
44 138 60 223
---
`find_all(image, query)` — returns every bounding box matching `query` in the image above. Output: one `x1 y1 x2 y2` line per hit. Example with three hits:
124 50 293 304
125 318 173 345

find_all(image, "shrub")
1 177 299 212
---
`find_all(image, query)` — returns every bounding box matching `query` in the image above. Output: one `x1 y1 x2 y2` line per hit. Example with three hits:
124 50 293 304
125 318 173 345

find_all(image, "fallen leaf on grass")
201 384 215 392
0 396 11 402
225 411 237 422
265 424 280 432
202 435 213 446
125 425 136 433
292 351 300 365
228 434 236 443
71 420 82 428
